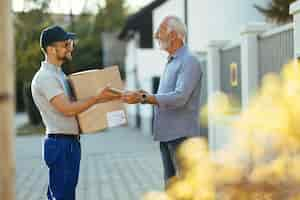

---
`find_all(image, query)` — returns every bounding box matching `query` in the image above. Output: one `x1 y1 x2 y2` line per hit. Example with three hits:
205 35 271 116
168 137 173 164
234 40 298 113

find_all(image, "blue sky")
13 0 154 14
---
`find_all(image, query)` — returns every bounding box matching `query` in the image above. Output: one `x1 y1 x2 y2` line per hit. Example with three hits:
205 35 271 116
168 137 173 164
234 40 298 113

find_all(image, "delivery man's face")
51 39 74 62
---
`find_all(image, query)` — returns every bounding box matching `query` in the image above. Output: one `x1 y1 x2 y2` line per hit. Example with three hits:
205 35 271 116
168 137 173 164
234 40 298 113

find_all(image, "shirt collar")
41 61 62 73
171 45 187 59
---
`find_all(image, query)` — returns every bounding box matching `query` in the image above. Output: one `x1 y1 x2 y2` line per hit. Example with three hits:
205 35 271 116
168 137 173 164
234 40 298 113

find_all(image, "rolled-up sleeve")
155 57 202 109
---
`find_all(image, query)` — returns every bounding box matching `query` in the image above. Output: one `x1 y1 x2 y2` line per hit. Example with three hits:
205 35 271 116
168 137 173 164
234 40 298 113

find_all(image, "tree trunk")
0 0 16 199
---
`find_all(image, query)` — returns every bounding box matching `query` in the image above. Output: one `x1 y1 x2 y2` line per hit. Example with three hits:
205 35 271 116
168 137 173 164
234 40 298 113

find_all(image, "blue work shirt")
153 46 202 142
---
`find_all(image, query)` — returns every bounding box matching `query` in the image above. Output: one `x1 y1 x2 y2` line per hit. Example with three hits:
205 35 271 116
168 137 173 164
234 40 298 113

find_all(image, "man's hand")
121 91 142 104
96 86 122 103
137 89 148 95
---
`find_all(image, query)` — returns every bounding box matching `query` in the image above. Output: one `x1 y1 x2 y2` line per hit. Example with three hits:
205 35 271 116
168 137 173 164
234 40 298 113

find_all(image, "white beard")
158 40 169 50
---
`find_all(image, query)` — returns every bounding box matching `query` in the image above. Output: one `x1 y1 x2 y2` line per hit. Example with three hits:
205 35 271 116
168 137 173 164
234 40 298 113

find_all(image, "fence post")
240 23 268 109
0 0 16 199
290 0 300 58
207 40 228 150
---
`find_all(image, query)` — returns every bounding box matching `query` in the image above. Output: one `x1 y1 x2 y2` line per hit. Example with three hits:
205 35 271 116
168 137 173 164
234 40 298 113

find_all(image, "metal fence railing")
196 53 208 138
258 24 294 83
220 45 242 106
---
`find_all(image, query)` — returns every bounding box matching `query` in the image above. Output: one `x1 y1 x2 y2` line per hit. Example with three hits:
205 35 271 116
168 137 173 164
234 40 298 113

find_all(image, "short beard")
159 39 171 51
64 54 72 62
58 53 72 63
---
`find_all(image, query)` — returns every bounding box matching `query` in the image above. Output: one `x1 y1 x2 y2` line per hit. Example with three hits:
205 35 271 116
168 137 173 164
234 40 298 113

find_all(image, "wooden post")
0 0 16 199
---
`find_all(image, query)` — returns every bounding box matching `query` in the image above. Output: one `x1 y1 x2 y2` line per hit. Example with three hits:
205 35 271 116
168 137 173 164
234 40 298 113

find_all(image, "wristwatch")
141 93 148 104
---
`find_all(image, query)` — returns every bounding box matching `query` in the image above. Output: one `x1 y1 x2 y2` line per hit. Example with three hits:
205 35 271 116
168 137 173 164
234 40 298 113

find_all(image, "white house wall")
136 49 167 81
136 49 168 134
153 0 270 51
125 39 136 74
124 41 168 133
124 40 137 128
125 0 271 134
153 0 185 48
188 0 270 51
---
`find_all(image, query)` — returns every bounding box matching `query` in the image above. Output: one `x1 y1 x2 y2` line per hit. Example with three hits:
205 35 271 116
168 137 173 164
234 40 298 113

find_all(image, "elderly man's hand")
121 91 142 104
137 89 149 95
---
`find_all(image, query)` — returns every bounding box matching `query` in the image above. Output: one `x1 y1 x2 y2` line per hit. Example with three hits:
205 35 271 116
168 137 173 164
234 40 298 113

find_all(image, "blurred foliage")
23 82 42 125
64 13 103 73
66 0 128 73
15 0 128 111
14 9 53 111
254 0 296 24
95 0 127 32
144 60 300 200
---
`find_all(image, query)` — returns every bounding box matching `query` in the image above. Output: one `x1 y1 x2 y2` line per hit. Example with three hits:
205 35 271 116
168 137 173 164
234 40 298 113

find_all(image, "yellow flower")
184 165 214 191
214 164 244 185
288 156 300 182
166 177 193 200
192 187 215 200
143 191 172 200
249 155 288 184
176 138 209 172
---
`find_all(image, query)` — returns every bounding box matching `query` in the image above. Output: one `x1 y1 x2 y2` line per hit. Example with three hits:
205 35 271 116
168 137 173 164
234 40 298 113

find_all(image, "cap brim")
66 32 76 40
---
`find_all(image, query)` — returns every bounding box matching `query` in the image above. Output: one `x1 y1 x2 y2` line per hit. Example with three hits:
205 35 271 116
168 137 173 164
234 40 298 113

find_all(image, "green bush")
23 82 42 125
14 0 128 112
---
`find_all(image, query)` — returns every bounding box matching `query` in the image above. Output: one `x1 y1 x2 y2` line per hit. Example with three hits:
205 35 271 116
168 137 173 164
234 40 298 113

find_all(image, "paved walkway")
16 127 164 200
15 112 28 129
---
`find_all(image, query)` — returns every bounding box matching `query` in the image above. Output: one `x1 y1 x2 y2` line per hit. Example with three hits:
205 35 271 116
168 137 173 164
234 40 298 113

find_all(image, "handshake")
97 86 150 105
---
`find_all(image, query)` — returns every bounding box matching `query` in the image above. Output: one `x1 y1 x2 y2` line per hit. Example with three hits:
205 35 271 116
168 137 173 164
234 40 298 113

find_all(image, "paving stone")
16 127 164 200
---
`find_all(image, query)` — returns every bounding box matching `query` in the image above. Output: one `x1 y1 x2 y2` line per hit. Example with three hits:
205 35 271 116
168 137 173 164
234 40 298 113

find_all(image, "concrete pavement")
15 112 28 129
16 127 164 200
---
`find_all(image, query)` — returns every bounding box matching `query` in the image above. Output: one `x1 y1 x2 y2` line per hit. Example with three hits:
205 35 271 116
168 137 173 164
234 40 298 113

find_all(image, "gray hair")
165 16 187 42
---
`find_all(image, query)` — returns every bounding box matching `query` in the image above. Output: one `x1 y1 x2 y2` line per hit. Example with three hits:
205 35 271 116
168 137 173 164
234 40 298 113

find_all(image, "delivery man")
31 25 120 200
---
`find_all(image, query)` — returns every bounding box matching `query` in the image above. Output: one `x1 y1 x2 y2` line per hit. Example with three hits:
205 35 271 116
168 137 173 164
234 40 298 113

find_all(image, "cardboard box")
69 66 127 133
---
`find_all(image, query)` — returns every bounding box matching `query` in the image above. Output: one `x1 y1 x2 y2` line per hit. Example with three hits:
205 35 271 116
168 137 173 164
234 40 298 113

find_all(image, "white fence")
207 0 300 151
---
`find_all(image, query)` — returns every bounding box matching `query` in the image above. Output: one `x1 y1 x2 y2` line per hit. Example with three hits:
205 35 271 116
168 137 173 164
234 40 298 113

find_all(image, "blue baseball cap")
40 25 76 50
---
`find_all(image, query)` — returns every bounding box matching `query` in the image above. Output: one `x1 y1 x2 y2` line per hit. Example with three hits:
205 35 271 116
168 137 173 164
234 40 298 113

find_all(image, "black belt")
47 134 80 140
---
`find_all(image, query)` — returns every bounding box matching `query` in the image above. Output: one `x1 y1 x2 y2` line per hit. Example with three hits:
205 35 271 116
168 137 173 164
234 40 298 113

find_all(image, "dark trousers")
44 136 81 200
159 137 186 185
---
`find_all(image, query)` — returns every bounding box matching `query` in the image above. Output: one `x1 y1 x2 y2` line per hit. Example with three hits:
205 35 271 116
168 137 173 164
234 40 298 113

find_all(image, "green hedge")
23 82 42 125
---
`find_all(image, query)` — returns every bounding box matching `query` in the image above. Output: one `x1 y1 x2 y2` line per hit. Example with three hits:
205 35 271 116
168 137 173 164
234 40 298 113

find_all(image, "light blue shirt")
153 46 202 142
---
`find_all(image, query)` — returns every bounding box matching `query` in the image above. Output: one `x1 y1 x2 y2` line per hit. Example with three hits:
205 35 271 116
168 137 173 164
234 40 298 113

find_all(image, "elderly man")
32 26 120 200
122 16 202 184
